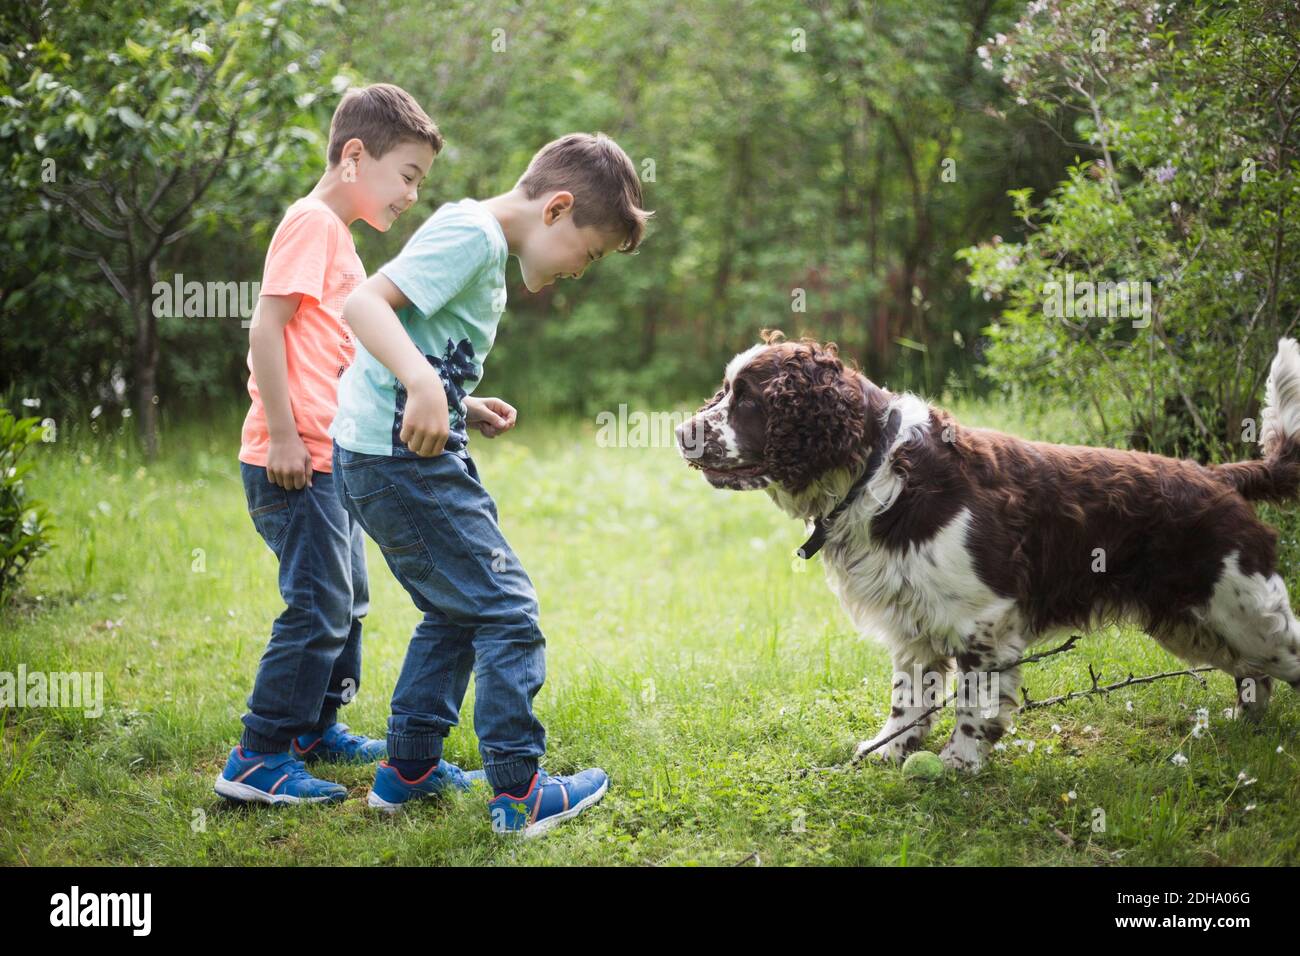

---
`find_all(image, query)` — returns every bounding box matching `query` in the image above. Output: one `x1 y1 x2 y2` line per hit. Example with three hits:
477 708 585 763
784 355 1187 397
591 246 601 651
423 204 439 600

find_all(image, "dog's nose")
676 419 703 459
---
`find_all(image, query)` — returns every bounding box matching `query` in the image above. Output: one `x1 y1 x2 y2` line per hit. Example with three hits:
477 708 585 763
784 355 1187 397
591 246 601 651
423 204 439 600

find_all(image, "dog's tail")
1213 337 1300 502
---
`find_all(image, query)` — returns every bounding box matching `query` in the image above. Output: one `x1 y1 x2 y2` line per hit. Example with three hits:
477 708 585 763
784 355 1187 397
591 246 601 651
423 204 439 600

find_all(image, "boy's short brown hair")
326 83 443 167
515 132 652 253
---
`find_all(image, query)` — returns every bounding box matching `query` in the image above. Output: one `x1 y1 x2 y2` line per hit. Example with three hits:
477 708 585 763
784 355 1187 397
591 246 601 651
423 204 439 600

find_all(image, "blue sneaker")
292 722 387 764
487 768 609 838
213 746 347 805
366 759 476 812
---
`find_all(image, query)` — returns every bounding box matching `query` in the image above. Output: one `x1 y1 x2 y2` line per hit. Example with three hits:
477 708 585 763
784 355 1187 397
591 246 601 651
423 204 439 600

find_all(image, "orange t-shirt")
239 196 365 474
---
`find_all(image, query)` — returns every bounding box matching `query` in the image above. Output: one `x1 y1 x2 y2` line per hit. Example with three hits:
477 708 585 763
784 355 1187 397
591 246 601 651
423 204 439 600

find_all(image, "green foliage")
4 0 1068 428
959 0 1300 459
0 409 53 609
326 0 1064 408
0 0 348 449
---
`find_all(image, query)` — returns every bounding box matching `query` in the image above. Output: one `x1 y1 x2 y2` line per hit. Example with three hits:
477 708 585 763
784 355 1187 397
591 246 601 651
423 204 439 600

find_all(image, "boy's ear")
542 191 575 225
338 137 365 169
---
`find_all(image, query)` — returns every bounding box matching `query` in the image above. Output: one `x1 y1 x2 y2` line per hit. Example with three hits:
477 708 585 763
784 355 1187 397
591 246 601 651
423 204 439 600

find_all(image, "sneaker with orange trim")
487 768 609 837
213 746 347 805
366 759 477 812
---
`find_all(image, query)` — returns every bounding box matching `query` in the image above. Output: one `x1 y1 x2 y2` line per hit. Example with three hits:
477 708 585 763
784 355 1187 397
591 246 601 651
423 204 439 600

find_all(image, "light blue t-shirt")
330 199 508 459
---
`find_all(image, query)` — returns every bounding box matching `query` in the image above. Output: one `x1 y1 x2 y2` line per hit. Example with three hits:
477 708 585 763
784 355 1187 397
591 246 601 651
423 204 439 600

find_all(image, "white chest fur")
822 506 1017 666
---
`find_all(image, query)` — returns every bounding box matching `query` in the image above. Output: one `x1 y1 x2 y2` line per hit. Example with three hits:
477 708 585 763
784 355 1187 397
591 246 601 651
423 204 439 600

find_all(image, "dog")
676 330 1300 772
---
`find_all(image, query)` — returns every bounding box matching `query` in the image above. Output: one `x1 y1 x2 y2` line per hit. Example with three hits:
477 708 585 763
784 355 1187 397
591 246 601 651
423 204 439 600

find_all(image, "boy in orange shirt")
216 84 450 804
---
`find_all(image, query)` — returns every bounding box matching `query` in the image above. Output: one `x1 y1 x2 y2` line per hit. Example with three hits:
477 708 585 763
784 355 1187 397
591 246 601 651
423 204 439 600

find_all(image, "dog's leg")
1203 557 1300 714
854 654 952 765
939 631 1026 773
1233 674 1273 722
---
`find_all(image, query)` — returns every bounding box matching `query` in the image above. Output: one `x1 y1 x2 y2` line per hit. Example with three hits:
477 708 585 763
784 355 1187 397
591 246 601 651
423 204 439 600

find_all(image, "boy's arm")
248 293 314 489
342 274 450 457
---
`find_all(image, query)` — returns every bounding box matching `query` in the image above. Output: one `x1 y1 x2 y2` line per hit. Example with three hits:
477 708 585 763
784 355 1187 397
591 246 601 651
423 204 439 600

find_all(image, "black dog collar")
797 406 902 560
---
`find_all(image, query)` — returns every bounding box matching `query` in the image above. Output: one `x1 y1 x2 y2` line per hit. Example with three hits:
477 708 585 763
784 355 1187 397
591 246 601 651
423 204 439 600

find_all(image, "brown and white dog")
676 330 1300 772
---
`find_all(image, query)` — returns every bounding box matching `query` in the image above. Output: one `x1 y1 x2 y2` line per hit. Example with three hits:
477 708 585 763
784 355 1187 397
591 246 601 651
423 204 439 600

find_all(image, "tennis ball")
901 750 945 780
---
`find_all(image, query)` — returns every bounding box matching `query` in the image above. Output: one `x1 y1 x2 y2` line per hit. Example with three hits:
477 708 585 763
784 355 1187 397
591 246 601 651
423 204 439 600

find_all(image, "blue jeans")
239 462 369 753
332 442 545 792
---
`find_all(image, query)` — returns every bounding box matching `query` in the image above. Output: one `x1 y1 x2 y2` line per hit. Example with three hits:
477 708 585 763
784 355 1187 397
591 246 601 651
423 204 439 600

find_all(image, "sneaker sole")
503 776 610 839
366 789 405 813
214 775 345 805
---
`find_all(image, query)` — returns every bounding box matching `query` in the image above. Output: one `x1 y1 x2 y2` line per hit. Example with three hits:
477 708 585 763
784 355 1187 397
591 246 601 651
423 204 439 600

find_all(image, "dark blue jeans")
332 442 545 792
239 462 369 753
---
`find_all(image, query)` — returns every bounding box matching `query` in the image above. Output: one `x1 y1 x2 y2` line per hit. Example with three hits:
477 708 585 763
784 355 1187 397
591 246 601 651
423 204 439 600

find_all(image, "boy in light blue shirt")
333 197 508 460
332 132 650 835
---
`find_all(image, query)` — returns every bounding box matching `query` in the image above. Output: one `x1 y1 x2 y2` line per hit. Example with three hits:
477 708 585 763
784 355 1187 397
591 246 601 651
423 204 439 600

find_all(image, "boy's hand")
465 396 516 438
266 434 314 490
401 372 450 456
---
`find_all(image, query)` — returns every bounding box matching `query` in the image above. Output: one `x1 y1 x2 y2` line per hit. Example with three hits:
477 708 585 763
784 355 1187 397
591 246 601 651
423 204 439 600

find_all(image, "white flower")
1171 752 1188 766
1067 789 1077 800
1126 699 1134 712
993 742 1007 752
1245 804 1256 811
1277 745 1285 754
1051 723 1061 734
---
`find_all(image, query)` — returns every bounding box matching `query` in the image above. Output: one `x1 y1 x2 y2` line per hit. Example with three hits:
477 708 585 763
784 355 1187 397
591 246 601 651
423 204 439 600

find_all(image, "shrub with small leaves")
0 409 54 609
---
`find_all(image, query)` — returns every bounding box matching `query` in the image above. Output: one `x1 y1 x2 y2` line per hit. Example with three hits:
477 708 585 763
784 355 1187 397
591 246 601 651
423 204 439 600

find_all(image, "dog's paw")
938 738 985 773
853 731 915 765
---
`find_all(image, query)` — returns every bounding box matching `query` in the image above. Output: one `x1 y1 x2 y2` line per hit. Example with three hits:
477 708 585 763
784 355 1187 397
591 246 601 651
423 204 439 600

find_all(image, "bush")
0 409 54 609
959 0 1300 462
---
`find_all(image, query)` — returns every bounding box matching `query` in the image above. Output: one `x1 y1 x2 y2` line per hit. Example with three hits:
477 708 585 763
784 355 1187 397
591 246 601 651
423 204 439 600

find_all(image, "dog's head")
676 330 890 493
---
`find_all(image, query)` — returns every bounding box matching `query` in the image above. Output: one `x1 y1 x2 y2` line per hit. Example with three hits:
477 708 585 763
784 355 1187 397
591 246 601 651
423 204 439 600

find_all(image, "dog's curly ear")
763 343 869 493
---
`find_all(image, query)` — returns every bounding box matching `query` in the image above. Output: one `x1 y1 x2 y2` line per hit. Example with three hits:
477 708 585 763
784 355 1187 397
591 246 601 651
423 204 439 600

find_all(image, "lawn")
3 396 1300 866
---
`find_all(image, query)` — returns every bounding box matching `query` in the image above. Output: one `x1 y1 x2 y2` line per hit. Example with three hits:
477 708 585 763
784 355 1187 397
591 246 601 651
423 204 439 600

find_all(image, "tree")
1 0 344 455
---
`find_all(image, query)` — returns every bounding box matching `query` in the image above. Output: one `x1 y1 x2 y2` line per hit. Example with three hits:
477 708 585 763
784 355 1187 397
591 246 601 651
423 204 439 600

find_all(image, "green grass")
3 397 1300 866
